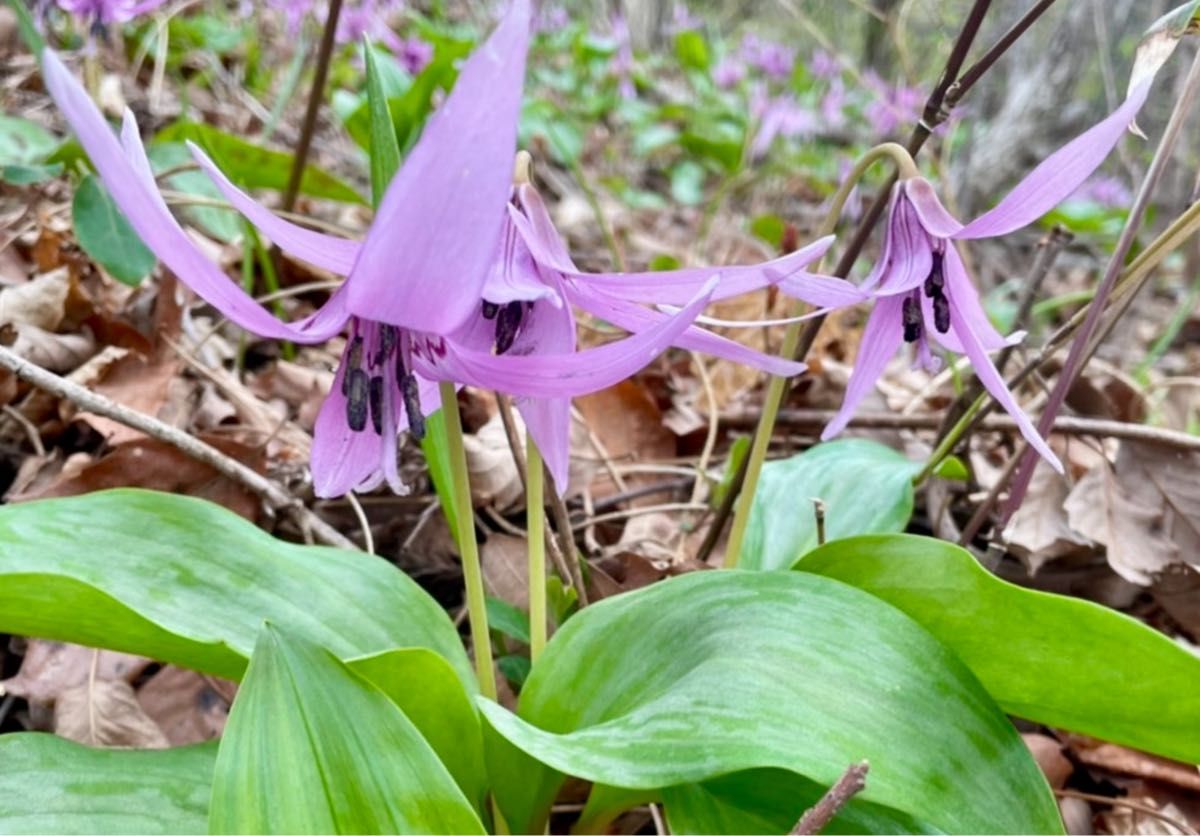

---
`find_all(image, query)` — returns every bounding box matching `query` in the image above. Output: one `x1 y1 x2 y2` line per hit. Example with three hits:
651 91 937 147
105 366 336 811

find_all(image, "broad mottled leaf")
0 733 214 834
71 174 156 285
0 489 473 689
796 535 1200 764
480 571 1060 834
210 626 483 834
740 439 920 570
0 115 57 166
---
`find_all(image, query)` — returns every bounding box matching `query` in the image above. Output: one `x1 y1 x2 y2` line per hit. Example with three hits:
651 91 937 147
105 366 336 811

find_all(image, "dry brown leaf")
11 324 95 372
12 435 265 520
55 679 170 748
137 666 232 746
0 268 70 331
1066 735 1200 793
464 412 524 511
80 351 182 445
481 532 528 608
1004 461 1092 573
1065 442 1200 584
248 359 333 431
1022 733 1073 789
0 641 150 706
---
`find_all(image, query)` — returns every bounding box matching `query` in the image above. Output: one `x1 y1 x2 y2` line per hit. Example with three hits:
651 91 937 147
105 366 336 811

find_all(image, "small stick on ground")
813 498 827 546
791 761 870 835
0 345 355 550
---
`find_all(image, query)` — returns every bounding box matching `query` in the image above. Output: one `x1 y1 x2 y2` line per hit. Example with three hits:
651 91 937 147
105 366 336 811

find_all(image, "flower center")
341 319 425 441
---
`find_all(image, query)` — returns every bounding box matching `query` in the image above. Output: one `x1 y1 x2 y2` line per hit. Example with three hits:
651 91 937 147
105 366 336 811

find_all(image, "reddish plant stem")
999 46 1200 527
282 0 345 212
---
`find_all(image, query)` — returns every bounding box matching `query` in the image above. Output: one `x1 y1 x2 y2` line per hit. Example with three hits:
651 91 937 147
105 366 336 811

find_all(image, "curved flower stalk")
822 80 1156 472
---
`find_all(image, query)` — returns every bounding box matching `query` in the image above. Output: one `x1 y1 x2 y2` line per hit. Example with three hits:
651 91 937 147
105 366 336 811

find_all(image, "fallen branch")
0 345 356 550
791 761 870 835
721 408 1200 453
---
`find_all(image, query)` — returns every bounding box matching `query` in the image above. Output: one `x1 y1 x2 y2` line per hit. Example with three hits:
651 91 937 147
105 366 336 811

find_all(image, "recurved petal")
821 296 905 440
416 278 716 398
566 284 806 377
950 304 1063 473
953 81 1153 240
346 0 532 334
518 396 573 498
189 142 361 275
481 218 562 307
865 191 934 296
903 178 964 239
42 50 347 343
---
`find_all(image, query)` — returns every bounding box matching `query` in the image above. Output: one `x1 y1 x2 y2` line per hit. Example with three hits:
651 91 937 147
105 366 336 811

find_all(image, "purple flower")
1070 174 1132 209
43 0 862 497
822 82 1155 471
809 49 840 81
739 34 794 81
610 14 636 99
43 0 534 496
712 57 745 89
862 72 924 137
397 36 433 74
534 6 569 34
751 94 818 159
56 0 166 26
267 0 405 49
667 3 700 34
819 78 847 130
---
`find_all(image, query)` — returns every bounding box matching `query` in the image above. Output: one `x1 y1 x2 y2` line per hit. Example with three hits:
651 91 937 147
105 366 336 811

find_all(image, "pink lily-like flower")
43 0 861 497
56 0 167 28
822 81 1155 471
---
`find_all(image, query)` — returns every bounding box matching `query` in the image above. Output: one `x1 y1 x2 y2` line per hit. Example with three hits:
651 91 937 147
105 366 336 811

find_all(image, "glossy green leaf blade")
364 40 403 209
479 571 1060 834
71 173 157 285
0 733 214 834
0 489 473 689
156 121 365 204
662 769 936 836
348 648 487 814
210 625 484 834
796 534 1200 764
740 439 920 570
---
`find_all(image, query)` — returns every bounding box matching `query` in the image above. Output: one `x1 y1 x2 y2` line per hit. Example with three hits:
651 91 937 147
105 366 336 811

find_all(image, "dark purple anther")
401 373 425 441
376 325 397 366
495 301 524 354
342 335 365 395
933 294 950 333
902 296 922 343
481 300 499 320
345 368 370 432
924 251 945 298
368 375 384 435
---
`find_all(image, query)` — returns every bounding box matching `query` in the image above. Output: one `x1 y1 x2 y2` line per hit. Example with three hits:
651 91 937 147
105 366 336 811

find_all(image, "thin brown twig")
546 473 589 606
1002 46 1200 526
0 345 355 550
791 761 870 835
281 0 344 212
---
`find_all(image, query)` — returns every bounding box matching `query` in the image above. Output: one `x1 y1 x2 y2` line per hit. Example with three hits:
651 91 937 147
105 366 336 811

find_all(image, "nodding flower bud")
902 295 922 343
924 251 944 298
345 368 370 432
495 301 524 354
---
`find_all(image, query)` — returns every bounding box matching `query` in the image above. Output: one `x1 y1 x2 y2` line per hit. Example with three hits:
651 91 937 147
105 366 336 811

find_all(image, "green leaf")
796 535 1200 764
210 625 484 834
631 123 679 157
364 40 403 209
487 596 531 645
348 648 488 814
147 142 241 242
0 489 473 689
421 409 462 548
680 119 744 173
710 434 750 509
669 159 707 206
740 439 921 570
674 30 710 72
662 768 934 835
1 162 62 185
498 653 532 688
932 454 969 481
71 173 157 285
749 213 786 250
156 122 365 204
480 571 1060 834
0 115 57 166
0 734 214 834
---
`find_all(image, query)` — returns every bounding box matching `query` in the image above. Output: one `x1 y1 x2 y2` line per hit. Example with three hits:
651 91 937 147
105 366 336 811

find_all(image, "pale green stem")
723 143 917 569
438 381 496 700
526 432 547 662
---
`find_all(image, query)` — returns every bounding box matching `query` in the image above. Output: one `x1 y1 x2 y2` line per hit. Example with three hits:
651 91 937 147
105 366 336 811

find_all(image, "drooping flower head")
823 81 1156 471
